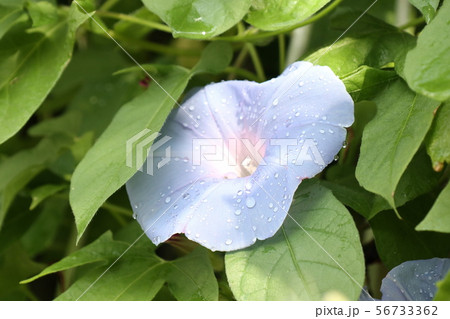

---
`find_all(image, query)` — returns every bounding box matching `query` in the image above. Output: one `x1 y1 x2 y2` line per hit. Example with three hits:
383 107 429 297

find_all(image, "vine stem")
246 43 266 82
278 34 286 73
398 16 425 30
214 0 344 42
96 11 172 33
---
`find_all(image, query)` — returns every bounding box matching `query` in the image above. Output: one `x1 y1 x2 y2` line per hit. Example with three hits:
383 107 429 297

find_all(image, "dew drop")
299 81 304 87
246 197 256 208
165 196 171 203
225 239 233 245
188 105 195 111
183 193 190 200
234 209 242 216
132 212 137 220
272 98 279 106
237 190 243 196
334 155 339 162
274 173 279 178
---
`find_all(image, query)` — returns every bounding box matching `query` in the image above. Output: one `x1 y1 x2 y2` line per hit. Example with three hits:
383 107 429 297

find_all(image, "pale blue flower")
126 61 354 251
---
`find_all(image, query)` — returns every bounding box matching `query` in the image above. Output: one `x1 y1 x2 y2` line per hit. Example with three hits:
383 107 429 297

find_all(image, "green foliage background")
0 0 449 300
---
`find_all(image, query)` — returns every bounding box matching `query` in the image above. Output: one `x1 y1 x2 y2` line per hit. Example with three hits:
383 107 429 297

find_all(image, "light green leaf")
142 0 251 39
355 80 438 210
426 102 450 168
29 184 66 210
246 0 330 31
416 183 450 233
0 2 89 144
0 4 25 40
225 181 364 300
341 66 398 102
408 0 440 23
435 271 450 301
26 1 59 28
305 31 414 78
404 0 450 101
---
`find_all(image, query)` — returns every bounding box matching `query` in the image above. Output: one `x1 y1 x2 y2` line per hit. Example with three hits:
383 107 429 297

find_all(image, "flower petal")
127 61 354 251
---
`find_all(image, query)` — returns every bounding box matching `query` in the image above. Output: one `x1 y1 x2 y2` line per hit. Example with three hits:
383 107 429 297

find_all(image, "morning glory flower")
126 61 354 251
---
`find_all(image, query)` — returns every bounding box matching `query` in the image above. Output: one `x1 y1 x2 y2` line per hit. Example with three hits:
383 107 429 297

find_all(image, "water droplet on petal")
299 81 304 87
246 197 256 208
225 239 233 245
165 196 171 203
234 209 242 216
132 212 137 219
272 98 279 106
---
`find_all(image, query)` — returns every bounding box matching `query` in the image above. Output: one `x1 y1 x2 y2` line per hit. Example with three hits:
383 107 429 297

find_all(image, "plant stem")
278 34 286 73
398 16 425 30
246 43 266 82
96 11 172 33
215 0 343 42
224 66 260 82
99 0 120 11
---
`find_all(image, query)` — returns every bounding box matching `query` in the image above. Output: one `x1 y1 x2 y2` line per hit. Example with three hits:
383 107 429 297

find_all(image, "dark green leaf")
70 65 190 241
29 184 66 210
370 196 450 269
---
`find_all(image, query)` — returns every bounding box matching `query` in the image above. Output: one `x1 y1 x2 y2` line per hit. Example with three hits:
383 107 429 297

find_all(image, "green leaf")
21 232 127 284
142 0 251 39
355 80 438 210
305 31 414 78
21 197 68 256
0 4 25 40
0 243 44 300
324 149 439 219
341 66 398 102
435 271 450 301
0 2 88 145
191 41 233 75
426 102 450 168
404 0 450 101
408 0 440 23
0 137 68 229
370 196 450 269
29 184 66 210
246 0 330 31
416 183 450 233
225 181 364 300
26 0 59 28
70 66 191 241
23 232 218 300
